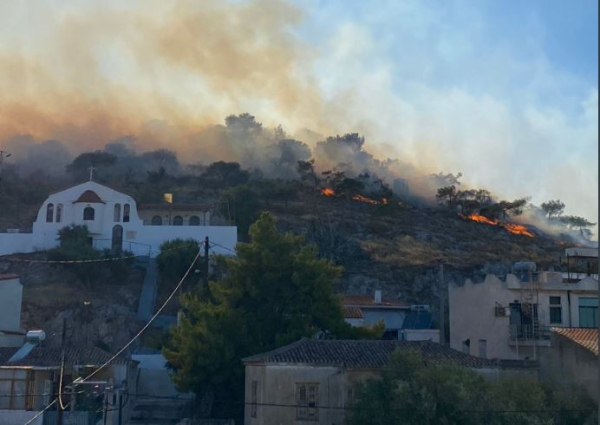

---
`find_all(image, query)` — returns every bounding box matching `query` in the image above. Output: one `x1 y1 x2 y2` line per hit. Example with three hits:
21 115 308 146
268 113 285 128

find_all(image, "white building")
0 181 237 257
449 250 599 361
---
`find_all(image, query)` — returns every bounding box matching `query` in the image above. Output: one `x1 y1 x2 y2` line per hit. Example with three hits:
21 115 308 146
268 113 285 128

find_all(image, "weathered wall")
449 273 598 360
539 334 598 401
402 329 440 342
0 276 23 333
0 234 34 256
244 364 378 425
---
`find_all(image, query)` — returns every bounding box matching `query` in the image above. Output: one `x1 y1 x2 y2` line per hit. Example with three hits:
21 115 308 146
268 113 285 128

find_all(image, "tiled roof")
552 328 598 356
343 306 364 319
343 295 410 308
401 312 432 330
0 274 19 281
243 339 493 369
74 190 105 204
0 346 128 368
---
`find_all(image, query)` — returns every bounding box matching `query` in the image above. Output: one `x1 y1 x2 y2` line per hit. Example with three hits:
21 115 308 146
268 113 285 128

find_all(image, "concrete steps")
127 398 191 425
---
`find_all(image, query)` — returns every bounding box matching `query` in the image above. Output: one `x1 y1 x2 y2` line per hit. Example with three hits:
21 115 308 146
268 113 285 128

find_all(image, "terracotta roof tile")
343 295 410 308
74 190 105 204
552 327 598 356
243 339 493 369
343 306 364 319
0 274 19 281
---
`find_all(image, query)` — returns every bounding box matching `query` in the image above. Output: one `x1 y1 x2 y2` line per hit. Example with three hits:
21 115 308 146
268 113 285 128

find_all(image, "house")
0 334 138 425
0 180 237 257
539 328 598 400
449 249 598 361
342 290 439 342
242 338 500 425
0 274 25 348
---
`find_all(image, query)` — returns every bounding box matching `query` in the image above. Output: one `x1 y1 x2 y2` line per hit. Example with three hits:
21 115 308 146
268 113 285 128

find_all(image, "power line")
23 245 203 425
2 244 185 264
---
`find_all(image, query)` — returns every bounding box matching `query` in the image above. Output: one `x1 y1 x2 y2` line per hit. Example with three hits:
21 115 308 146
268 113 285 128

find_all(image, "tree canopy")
348 349 595 425
163 212 379 419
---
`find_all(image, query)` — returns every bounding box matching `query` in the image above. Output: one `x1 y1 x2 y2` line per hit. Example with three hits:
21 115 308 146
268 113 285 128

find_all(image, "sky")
0 0 597 225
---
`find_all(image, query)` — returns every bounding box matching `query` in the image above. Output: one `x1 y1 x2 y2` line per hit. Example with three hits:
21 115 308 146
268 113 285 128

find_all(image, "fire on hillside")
461 214 534 237
320 188 388 206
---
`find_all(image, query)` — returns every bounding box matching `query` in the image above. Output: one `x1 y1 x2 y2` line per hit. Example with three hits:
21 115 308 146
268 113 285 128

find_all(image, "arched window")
189 216 200 226
83 207 95 221
173 216 183 226
56 204 63 223
114 204 121 222
123 204 130 222
46 204 54 223
151 216 163 226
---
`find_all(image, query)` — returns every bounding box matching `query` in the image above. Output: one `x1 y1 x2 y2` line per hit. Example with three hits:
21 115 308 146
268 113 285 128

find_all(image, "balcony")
508 325 551 347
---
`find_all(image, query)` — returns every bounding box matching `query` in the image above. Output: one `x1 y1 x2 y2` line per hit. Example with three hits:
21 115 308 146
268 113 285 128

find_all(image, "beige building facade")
449 267 598 361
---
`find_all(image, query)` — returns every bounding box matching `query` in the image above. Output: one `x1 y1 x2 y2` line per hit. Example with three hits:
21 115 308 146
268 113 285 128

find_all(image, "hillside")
266 191 565 304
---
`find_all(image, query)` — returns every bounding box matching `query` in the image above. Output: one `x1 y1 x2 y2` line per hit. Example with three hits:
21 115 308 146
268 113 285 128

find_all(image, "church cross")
89 166 96 182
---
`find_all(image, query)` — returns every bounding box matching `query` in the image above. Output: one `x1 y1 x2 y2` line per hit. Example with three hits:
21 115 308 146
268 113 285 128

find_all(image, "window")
151 216 163 226
83 207 95 221
173 216 183 226
549 296 562 324
189 216 200 226
46 203 54 223
462 339 470 354
56 204 63 223
123 204 130 222
296 383 318 421
478 339 487 358
251 380 258 418
114 204 121 222
579 298 598 328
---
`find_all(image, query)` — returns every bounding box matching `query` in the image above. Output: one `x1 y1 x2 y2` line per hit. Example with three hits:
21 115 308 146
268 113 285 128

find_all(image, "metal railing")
509 324 551 340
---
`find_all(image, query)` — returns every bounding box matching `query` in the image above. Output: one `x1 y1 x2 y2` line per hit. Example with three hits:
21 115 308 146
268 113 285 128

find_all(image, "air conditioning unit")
495 306 509 317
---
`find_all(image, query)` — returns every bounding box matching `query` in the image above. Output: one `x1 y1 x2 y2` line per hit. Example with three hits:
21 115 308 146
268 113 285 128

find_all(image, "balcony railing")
509 324 551 340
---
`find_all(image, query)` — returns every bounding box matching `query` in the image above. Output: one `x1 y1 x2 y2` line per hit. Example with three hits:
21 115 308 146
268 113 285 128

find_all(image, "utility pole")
438 261 446 346
204 236 210 288
57 317 67 425
0 150 11 180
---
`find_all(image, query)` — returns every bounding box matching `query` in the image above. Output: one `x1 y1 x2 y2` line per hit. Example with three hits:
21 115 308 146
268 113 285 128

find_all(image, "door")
112 225 123 252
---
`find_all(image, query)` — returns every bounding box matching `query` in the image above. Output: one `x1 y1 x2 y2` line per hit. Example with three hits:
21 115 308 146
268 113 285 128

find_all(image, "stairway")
127 397 192 425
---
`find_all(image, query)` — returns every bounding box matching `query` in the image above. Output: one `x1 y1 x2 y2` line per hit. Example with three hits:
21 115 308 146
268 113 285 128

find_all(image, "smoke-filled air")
0 0 597 238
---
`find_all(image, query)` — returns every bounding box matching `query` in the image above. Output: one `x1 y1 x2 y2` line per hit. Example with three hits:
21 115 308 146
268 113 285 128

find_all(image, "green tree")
219 184 262 239
201 161 250 193
541 199 565 218
164 213 375 419
436 185 459 207
559 215 596 238
157 239 200 285
349 349 487 425
348 350 595 425
48 225 133 288
66 151 117 181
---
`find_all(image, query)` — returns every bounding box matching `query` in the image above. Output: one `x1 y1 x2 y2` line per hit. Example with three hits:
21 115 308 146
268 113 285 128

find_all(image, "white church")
0 181 237 257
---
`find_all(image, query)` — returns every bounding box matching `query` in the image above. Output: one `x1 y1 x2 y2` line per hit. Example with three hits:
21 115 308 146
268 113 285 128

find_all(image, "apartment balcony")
508 325 551 347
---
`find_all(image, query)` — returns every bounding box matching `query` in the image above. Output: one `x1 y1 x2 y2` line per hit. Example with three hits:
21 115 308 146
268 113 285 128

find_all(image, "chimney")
374 290 382 304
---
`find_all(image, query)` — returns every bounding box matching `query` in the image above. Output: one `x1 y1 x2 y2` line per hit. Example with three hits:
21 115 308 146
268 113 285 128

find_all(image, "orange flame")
351 194 379 205
320 188 388 205
462 214 534 237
